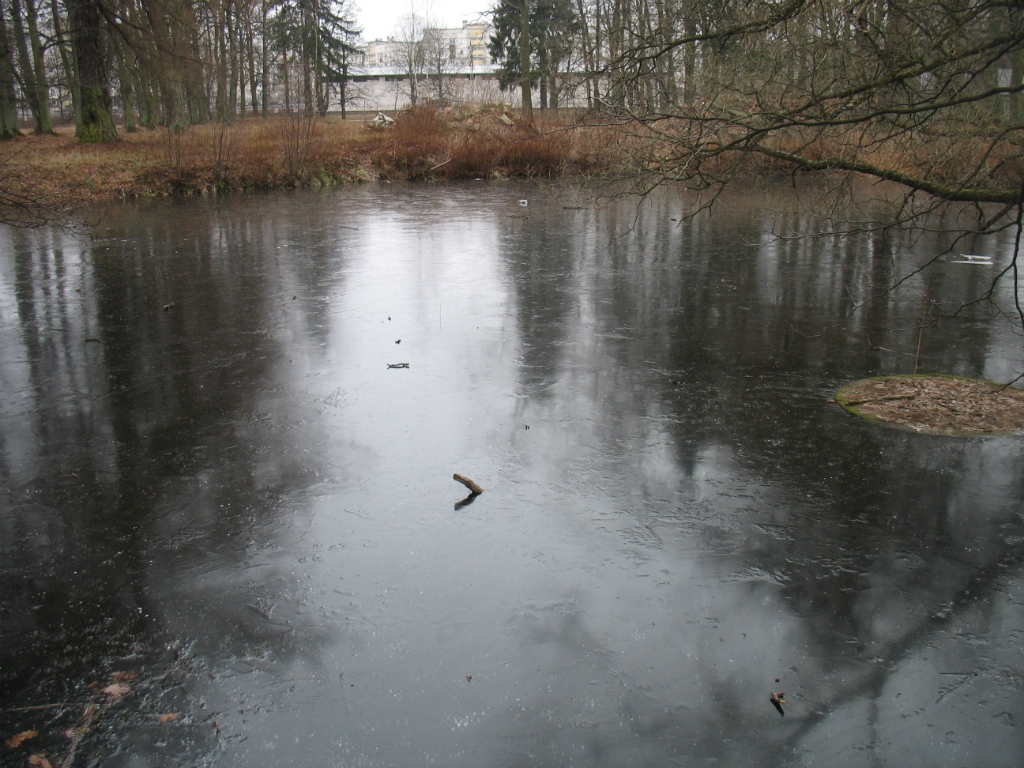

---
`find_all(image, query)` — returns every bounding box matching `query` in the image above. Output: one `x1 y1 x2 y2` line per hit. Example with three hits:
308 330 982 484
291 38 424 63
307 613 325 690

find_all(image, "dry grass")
0 105 613 207
836 374 1024 436
358 103 610 181
3 108 1007 209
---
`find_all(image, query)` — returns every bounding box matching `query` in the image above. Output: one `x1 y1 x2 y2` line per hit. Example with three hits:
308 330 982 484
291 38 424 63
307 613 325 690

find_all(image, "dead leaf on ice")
4 731 38 748
102 683 131 700
157 714 179 723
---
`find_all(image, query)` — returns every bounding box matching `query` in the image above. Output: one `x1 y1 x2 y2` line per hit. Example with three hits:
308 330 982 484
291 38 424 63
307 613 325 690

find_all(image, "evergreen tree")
271 0 359 116
489 0 578 111
312 0 360 117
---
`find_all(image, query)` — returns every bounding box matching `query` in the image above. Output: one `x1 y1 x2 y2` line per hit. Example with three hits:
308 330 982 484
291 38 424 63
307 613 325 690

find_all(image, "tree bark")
226 0 238 120
0 4 20 138
24 0 51 132
67 0 118 141
1011 46 1024 124
520 0 532 118
114 42 136 132
245 8 258 116
302 2 313 115
260 0 269 116
214 0 228 120
10 0 42 131
50 0 79 122
574 0 593 108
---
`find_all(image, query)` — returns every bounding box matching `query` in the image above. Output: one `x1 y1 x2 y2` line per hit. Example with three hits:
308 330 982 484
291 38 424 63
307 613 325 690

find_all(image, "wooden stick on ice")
453 474 483 495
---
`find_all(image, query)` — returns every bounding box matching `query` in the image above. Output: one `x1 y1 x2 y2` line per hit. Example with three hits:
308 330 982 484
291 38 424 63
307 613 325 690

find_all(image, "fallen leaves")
5 731 38 748
835 374 1024 436
157 713 179 723
769 691 786 717
102 682 131 700
5 673 142 768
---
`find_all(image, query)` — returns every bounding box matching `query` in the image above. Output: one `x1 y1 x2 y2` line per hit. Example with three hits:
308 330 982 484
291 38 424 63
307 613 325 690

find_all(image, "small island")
835 374 1024 436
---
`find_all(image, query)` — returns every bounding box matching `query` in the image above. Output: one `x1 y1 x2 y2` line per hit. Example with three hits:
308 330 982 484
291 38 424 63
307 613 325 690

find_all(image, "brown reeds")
0 105 611 207
362 103 608 181
4 106 999 209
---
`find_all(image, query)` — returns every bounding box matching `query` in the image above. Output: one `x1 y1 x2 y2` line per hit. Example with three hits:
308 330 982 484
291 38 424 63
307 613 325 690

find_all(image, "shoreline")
0 106 608 212
2 105 1011 224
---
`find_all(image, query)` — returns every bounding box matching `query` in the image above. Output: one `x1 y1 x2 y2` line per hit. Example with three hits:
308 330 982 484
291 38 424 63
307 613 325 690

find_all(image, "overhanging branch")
750 142 1020 204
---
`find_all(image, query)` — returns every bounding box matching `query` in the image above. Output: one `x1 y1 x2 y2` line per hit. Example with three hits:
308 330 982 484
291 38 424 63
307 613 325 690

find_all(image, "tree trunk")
10 0 42 131
50 0 79 122
137 69 156 128
115 45 136 132
245 14 258 116
538 34 547 110
282 51 290 112
121 80 136 131
1011 46 1024 124
24 0 51 132
0 5 20 138
67 0 118 142
681 8 696 105
226 0 238 121
302 4 314 116
185 21 209 123
608 0 624 107
339 65 346 119
214 2 228 120
519 0 532 119
574 0 594 108
261 0 269 116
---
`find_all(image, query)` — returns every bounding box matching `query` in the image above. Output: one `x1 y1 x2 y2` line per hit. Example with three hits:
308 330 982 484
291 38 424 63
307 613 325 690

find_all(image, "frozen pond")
1 183 1022 767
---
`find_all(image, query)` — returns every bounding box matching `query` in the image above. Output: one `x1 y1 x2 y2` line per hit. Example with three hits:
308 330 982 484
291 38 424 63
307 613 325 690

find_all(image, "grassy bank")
0 104 612 209
3 103 1008 217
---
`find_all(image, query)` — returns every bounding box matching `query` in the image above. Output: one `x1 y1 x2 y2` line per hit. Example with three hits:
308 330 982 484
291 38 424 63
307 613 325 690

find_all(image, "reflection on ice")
0 184 1021 767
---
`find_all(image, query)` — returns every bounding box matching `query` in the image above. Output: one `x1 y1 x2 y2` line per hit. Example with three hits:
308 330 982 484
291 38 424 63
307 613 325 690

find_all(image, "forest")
489 0 1024 210
0 0 361 140
0 0 1020 220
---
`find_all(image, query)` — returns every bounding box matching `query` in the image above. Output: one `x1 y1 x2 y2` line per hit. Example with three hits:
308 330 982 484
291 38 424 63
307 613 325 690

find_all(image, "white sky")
355 0 492 41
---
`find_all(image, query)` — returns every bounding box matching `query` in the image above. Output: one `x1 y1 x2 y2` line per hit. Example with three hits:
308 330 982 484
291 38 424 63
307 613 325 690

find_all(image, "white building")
363 21 494 71
434 21 493 69
364 37 402 68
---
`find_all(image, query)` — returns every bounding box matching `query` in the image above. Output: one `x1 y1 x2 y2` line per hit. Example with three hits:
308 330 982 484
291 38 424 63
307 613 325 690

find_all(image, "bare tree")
422 24 454 102
392 8 427 106
587 0 1024 371
600 0 1023 210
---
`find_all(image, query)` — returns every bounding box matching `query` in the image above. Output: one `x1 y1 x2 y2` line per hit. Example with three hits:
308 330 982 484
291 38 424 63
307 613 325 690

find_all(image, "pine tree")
311 0 360 116
489 0 578 113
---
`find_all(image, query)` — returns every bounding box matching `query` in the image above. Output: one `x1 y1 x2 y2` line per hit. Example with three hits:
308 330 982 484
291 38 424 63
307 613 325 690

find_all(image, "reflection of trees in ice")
2 186 1020 766
496 187 1024 765
0 202 349 706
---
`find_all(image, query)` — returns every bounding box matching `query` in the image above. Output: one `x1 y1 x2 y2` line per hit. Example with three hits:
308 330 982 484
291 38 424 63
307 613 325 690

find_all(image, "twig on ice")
453 474 483 495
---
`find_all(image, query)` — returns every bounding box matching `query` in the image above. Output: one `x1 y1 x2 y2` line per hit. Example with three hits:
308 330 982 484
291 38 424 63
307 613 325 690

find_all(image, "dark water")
1 183 1022 768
